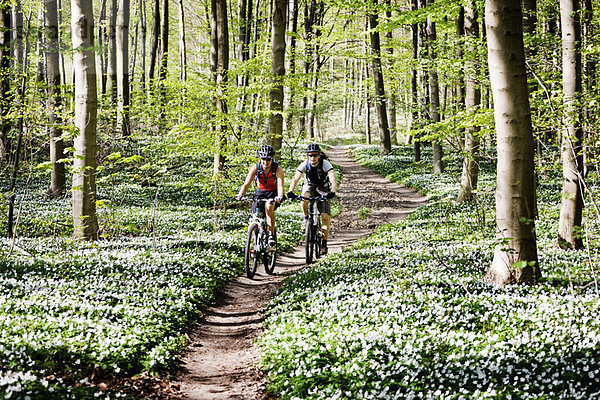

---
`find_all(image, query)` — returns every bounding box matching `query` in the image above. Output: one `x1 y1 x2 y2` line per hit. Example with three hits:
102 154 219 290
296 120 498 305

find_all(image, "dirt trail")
174 147 427 399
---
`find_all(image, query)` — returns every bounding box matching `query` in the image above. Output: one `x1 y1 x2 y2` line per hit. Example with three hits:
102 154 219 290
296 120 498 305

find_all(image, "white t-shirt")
297 159 333 174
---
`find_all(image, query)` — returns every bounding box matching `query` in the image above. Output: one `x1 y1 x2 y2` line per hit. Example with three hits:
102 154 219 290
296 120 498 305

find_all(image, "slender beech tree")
0 1 11 161
557 0 584 249
116 0 130 136
106 0 117 101
147 0 160 94
268 0 287 155
139 0 147 93
158 0 168 110
12 1 23 75
212 0 229 176
98 0 107 93
456 0 481 203
483 0 539 285
410 0 421 161
177 0 187 81
368 0 391 154
385 2 397 145
45 0 66 197
71 0 99 240
426 10 444 173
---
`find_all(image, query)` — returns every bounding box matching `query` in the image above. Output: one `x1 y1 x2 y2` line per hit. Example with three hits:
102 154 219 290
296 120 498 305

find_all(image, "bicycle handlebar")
235 197 283 204
289 194 327 202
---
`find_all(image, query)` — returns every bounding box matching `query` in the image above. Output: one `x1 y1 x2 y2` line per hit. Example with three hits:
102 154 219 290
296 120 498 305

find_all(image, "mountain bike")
240 198 278 279
291 194 326 264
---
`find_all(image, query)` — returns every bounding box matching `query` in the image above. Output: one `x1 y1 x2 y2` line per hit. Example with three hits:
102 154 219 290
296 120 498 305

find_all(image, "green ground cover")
0 145 312 398
259 145 600 399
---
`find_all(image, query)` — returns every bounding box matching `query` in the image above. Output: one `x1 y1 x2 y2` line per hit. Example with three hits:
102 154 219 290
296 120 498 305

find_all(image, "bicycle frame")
295 195 325 264
241 198 277 278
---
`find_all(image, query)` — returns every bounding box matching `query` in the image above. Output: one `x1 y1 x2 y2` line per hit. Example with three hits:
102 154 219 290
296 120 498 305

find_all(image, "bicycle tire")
305 218 313 264
245 222 260 279
264 230 277 275
314 224 321 259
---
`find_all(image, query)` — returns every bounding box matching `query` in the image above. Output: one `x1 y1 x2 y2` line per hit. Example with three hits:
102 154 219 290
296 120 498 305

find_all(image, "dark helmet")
258 145 275 159
306 143 321 154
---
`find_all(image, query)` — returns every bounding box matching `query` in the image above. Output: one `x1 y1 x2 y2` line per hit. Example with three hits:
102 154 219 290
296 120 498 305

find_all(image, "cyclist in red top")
235 145 284 248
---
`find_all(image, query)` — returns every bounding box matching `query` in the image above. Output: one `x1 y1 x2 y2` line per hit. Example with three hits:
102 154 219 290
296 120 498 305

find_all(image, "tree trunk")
368 0 391 154
557 0 584 249
116 0 130 137
139 0 147 93
71 0 99 240
483 0 539 285
385 3 397 145
410 0 420 161
456 0 481 203
98 0 108 94
177 0 187 81
158 0 168 110
45 0 66 197
107 0 117 102
147 0 160 92
212 0 229 176
268 0 287 156
284 0 298 136
426 13 444 173
12 1 23 75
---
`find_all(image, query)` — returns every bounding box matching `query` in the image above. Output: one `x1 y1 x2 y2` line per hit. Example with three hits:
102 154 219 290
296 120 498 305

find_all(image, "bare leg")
266 202 276 235
321 213 330 240
301 190 310 217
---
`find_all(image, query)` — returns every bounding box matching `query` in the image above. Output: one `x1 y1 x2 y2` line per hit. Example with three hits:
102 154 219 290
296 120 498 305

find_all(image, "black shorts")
302 184 331 214
252 189 280 214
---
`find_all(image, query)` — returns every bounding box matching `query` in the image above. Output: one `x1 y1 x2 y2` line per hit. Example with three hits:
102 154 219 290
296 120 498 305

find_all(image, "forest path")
173 146 428 399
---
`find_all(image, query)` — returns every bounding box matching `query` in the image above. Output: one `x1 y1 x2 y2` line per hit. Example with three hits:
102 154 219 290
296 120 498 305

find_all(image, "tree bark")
177 0 187 81
12 1 23 75
268 0 287 155
368 0 391 154
98 0 108 93
212 0 229 176
116 0 130 137
147 0 160 91
106 0 117 102
71 0 99 240
426 12 443 173
557 0 584 249
456 0 481 203
483 0 539 285
45 0 66 198
410 0 420 161
158 0 168 110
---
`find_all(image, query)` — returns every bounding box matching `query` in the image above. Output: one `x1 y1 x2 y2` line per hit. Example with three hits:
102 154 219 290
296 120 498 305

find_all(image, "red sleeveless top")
256 162 278 191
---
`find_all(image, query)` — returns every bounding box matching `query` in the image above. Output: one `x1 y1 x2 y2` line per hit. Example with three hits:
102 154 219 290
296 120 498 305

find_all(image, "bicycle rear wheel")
264 230 277 275
305 218 313 264
245 222 260 279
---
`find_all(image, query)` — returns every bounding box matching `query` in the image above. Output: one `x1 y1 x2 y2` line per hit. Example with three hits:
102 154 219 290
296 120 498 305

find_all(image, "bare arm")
276 166 285 198
288 170 303 193
237 164 257 197
328 169 337 193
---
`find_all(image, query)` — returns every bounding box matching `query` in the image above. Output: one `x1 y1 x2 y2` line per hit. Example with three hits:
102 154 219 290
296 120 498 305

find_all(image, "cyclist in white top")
287 143 337 255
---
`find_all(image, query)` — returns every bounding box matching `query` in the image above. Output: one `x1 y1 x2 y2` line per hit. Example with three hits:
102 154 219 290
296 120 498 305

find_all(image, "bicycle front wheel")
305 218 314 264
245 222 260 279
264 230 277 275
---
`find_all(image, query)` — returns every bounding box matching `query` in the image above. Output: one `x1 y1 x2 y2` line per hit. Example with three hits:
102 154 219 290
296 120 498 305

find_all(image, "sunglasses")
261 157 272 161
308 153 319 158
